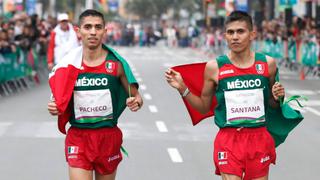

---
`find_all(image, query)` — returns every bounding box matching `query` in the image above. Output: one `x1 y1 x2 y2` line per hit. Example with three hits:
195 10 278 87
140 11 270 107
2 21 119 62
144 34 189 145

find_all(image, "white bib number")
224 88 265 125
73 89 113 121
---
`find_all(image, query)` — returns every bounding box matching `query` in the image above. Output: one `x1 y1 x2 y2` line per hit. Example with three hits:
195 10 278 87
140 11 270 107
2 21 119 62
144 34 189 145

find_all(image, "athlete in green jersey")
48 10 143 180
166 11 285 180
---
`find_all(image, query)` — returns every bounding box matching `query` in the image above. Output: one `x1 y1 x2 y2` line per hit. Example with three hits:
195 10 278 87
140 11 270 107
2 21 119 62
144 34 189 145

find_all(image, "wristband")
181 88 190 97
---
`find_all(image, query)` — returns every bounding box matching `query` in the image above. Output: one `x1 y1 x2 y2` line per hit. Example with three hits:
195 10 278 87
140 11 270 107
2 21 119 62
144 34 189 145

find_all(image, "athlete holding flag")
48 9 142 180
166 11 286 180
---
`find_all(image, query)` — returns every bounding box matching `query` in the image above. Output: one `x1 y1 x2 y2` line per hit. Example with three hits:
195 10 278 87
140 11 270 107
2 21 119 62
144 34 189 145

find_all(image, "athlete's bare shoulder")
265 55 277 76
205 59 219 71
205 59 219 83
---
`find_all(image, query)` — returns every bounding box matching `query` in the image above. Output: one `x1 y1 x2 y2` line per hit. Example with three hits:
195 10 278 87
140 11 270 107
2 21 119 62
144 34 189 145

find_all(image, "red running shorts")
213 127 276 180
65 126 123 175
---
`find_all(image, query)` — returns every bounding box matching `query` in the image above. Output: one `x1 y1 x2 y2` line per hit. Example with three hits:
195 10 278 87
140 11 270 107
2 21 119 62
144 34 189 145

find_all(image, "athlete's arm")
118 62 143 112
165 60 217 114
267 56 285 108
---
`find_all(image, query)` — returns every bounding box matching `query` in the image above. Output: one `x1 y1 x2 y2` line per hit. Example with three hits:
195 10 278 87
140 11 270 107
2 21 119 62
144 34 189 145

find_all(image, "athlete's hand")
272 82 285 101
126 96 142 112
165 68 186 93
47 101 60 116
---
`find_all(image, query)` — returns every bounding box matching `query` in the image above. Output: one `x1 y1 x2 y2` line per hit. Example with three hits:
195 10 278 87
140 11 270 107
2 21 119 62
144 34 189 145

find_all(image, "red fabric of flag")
172 63 217 125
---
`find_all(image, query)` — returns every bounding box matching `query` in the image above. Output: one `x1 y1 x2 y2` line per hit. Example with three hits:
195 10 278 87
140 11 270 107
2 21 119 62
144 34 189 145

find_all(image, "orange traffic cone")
300 67 305 80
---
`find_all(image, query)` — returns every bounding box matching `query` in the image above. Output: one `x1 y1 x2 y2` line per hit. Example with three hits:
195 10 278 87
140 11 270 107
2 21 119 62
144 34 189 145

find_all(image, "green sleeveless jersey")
214 52 270 128
70 53 122 128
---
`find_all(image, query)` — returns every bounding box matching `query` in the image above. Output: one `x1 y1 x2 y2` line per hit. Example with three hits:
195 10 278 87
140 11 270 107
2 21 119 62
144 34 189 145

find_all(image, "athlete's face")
224 21 256 53
78 16 106 50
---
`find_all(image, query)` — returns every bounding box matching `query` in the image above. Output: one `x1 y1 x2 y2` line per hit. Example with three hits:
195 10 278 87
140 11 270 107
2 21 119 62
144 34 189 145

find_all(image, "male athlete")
48 9 143 180
166 11 285 180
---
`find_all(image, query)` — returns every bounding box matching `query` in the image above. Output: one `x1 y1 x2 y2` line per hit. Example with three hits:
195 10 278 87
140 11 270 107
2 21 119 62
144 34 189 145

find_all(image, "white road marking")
143 93 152 100
303 100 320 106
139 84 147 91
0 121 214 141
281 76 291 80
133 50 143 54
167 148 183 163
148 105 158 113
305 107 320 116
1 121 140 139
35 122 65 138
156 121 168 132
2 122 65 138
286 90 316 95
0 122 13 136
279 71 294 75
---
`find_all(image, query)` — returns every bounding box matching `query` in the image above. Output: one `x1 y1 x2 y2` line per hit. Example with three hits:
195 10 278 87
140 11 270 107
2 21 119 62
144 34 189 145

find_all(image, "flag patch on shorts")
68 146 79 154
218 152 227 160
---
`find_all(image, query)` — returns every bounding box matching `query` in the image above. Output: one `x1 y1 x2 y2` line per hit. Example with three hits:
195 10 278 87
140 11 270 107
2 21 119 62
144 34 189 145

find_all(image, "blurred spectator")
47 13 79 70
145 26 154 47
166 26 177 47
37 19 50 68
0 30 16 54
178 26 188 47
14 25 33 52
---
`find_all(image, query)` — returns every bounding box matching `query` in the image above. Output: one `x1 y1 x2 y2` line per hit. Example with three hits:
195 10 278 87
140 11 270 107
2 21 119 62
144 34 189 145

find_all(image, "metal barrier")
0 47 48 97
253 39 319 78
192 36 319 79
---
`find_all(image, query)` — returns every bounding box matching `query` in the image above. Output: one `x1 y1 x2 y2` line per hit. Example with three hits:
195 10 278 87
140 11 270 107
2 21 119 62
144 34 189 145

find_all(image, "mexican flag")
172 63 304 147
49 44 137 134
68 146 79 154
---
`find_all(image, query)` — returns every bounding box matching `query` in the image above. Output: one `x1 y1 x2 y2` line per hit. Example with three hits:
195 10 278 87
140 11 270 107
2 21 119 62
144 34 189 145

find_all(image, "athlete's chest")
218 61 268 88
74 60 119 90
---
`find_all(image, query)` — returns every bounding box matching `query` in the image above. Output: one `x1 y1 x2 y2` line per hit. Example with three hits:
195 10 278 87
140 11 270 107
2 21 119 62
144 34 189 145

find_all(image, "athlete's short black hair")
79 9 105 26
224 11 253 31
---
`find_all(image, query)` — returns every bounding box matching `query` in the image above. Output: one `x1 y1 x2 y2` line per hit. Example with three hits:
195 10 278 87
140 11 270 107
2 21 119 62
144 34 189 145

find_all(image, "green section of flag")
102 44 138 120
121 146 129 157
266 69 305 147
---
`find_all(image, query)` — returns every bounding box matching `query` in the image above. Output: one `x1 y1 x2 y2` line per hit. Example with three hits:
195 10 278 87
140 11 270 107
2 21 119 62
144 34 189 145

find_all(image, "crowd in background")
0 11 55 96
157 14 320 77
0 11 319 96
0 12 54 61
105 22 160 47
